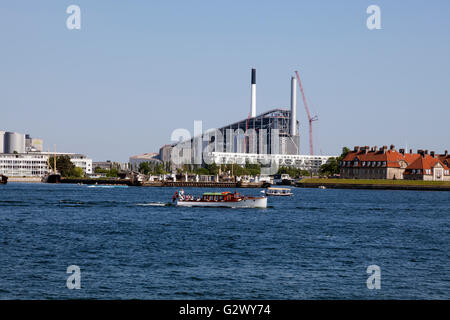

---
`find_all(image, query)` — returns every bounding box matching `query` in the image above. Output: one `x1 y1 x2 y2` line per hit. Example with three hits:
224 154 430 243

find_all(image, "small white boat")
318 186 326 189
261 187 293 196
173 190 267 208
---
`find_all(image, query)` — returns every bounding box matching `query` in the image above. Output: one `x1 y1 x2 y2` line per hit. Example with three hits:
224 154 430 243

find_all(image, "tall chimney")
290 76 297 136
250 68 256 118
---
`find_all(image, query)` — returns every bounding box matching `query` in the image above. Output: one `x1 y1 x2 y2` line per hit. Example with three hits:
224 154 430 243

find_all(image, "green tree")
206 163 220 175
337 147 350 164
70 167 84 178
318 146 350 176
107 168 119 177
194 167 209 175
277 166 310 178
153 164 166 175
139 162 151 175
232 164 249 176
48 155 75 177
319 158 339 176
245 161 261 176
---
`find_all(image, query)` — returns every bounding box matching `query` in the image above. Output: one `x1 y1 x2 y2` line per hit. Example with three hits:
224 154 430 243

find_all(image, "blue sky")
1 1 449 161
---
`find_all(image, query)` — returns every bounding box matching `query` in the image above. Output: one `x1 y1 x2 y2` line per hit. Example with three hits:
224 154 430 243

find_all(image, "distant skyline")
1 1 449 162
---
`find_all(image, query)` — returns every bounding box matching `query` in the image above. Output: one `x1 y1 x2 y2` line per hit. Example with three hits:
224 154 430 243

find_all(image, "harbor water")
0 183 448 299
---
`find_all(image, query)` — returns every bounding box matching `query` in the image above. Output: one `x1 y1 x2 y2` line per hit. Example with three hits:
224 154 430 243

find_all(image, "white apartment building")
0 152 92 177
209 152 333 173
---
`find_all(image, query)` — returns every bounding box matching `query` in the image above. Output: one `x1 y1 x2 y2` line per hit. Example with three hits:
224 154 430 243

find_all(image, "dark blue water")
0 183 448 299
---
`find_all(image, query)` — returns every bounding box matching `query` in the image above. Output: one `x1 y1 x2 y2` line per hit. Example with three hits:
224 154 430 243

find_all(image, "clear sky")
1 1 449 161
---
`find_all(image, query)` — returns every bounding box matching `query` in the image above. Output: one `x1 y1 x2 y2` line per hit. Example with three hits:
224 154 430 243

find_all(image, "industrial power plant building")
159 69 333 172
0 130 92 177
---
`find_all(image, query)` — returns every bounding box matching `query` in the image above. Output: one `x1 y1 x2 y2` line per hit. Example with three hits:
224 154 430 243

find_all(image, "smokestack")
250 68 256 118
290 76 297 136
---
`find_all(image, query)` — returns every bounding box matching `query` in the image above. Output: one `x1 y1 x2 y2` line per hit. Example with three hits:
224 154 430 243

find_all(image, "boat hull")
176 197 267 208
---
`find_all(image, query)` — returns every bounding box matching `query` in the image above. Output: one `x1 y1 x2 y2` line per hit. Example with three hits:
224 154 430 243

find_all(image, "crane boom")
295 70 318 155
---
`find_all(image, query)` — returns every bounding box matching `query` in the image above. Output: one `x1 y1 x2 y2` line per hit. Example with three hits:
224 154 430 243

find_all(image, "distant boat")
0 174 7 185
42 173 61 183
318 186 326 189
173 190 267 208
261 187 293 196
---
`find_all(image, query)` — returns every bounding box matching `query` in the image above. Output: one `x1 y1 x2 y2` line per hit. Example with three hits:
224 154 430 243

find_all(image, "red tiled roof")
403 153 421 164
404 155 449 172
343 149 410 168
342 147 449 170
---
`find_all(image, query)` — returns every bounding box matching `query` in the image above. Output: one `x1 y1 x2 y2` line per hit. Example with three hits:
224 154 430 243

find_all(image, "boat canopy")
203 192 232 196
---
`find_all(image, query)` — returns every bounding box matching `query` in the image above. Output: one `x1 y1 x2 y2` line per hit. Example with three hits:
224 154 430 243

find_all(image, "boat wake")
136 202 173 207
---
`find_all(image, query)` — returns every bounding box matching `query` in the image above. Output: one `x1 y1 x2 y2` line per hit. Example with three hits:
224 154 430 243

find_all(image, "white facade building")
209 152 333 173
0 152 92 177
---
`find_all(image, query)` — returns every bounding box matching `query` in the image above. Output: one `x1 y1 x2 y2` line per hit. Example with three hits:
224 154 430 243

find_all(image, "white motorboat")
261 187 293 196
173 190 267 208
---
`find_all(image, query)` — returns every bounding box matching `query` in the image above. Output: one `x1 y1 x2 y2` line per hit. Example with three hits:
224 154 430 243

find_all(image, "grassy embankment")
301 178 450 186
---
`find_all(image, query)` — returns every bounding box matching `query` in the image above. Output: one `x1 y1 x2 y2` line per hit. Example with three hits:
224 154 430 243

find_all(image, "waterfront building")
129 153 162 171
341 146 450 181
93 160 129 171
0 131 4 153
0 152 92 177
1 130 92 177
403 151 450 181
158 69 336 172
438 150 450 167
209 151 331 173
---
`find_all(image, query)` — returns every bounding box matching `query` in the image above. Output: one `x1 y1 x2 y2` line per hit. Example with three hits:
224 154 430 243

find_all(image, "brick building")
340 145 450 181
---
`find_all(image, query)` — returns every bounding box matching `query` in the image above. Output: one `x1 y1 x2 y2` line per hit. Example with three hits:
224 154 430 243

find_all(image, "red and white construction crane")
295 70 318 155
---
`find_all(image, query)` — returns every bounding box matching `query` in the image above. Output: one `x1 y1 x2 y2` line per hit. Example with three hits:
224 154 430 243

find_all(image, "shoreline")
5 178 450 191
297 179 450 191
